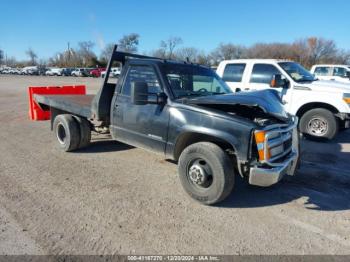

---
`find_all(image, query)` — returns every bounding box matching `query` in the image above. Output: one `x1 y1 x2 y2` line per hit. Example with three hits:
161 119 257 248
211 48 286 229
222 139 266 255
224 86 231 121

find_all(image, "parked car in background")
45 68 63 76
8 68 22 75
28 67 39 75
61 68 75 76
101 67 121 78
0 66 11 74
21 66 37 75
71 68 85 77
37 66 49 76
82 68 93 77
310 64 350 83
90 68 106 78
216 59 350 140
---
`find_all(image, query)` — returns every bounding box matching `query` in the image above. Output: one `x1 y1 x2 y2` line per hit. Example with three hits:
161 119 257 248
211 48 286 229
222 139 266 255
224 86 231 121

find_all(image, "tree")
159 36 183 59
307 37 337 65
210 43 246 65
100 43 115 65
118 33 140 53
334 50 350 64
5 56 17 67
247 43 294 60
77 41 97 67
26 48 38 65
150 48 167 59
175 47 200 62
290 37 339 67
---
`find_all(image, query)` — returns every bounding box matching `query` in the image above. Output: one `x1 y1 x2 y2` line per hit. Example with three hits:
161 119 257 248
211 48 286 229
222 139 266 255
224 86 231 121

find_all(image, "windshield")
164 64 232 98
278 62 316 82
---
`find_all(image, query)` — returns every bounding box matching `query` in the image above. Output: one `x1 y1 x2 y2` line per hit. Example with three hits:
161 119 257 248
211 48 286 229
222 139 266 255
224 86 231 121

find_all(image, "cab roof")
220 59 293 64
312 64 350 68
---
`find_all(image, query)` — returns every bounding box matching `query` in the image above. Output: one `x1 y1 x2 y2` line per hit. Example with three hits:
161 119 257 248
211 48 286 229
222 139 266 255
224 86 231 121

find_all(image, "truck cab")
310 64 350 83
32 48 300 205
216 59 350 140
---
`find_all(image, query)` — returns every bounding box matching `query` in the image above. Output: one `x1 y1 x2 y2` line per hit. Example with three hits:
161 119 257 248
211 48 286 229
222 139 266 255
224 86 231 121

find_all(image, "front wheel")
178 142 235 205
299 108 338 140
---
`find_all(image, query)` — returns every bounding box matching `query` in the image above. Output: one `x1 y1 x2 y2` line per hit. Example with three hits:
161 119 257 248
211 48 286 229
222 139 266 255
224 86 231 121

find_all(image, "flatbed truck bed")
34 94 94 119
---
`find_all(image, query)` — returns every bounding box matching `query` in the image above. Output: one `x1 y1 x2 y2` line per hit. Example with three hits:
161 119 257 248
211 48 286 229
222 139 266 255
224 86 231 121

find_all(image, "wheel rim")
307 117 328 136
187 158 213 189
57 123 67 144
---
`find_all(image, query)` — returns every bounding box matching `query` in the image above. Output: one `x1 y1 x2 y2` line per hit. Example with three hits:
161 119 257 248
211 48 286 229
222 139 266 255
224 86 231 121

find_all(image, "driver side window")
333 67 347 77
250 64 281 84
122 65 162 96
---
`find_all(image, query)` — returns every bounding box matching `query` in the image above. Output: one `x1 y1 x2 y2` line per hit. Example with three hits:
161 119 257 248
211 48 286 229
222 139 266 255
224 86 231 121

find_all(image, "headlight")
343 93 350 104
254 130 270 161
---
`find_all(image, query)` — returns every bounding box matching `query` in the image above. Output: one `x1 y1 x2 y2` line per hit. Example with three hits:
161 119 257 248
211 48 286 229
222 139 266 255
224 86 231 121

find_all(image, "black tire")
299 108 338 140
73 116 91 149
339 120 348 132
53 114 81 152
178 142 235 205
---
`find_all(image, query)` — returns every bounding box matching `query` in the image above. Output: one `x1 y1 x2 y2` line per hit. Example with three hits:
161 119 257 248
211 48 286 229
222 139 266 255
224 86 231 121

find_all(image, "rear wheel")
299 108 338 140
73 116 91 149
178 142 235 205
53 114 80 152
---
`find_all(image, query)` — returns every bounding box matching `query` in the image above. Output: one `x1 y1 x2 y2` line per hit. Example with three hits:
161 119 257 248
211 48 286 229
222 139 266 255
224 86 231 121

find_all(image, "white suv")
101 67 121 78
310 64 350 83
45 68 62 76
216 59 350 140
71 68 85 77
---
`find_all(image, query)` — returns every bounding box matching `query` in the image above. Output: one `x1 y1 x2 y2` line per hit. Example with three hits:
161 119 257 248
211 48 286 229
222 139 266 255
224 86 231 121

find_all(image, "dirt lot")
0 75 350 255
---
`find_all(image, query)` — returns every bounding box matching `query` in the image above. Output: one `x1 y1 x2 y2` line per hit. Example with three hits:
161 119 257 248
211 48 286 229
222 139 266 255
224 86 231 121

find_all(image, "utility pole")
67 42 71 66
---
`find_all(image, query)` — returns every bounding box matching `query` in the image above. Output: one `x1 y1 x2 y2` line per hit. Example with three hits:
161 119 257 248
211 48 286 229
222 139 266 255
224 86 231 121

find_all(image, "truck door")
332 67 350 83
313 66 332 81
248 63 283 91
248 63 293 110
111 64 170 154
221 63 247 92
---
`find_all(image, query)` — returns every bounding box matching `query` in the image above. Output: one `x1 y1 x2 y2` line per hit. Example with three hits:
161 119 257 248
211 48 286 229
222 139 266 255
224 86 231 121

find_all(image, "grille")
267 130 293 163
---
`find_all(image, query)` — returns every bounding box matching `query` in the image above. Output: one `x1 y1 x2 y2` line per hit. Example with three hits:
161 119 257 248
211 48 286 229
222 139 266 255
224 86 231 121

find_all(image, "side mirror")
270 74 287 88
131 81 167 105
346 71 350 79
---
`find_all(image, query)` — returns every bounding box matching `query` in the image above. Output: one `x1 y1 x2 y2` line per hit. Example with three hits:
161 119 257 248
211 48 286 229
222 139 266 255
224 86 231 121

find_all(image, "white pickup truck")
310 64 350 83
216 59 350 140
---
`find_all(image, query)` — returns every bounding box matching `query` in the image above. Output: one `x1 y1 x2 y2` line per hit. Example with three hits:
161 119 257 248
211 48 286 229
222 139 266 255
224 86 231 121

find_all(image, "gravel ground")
0 75 349 255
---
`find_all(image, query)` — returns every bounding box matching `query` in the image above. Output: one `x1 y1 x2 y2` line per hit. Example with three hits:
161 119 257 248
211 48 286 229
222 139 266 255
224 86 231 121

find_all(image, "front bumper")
248 121 300 187
249 150 299 187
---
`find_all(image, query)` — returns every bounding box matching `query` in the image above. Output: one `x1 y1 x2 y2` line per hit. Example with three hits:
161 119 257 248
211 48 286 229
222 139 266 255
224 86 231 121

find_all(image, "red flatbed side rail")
28 85 86 120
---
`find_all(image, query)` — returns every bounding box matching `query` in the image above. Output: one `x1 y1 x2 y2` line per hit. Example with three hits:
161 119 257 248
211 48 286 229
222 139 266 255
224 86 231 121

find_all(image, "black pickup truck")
33 45 300 205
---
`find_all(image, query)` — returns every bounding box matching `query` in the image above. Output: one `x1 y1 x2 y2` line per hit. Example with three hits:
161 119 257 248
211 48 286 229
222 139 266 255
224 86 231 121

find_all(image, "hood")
184 89 289 121
304 80 350 93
